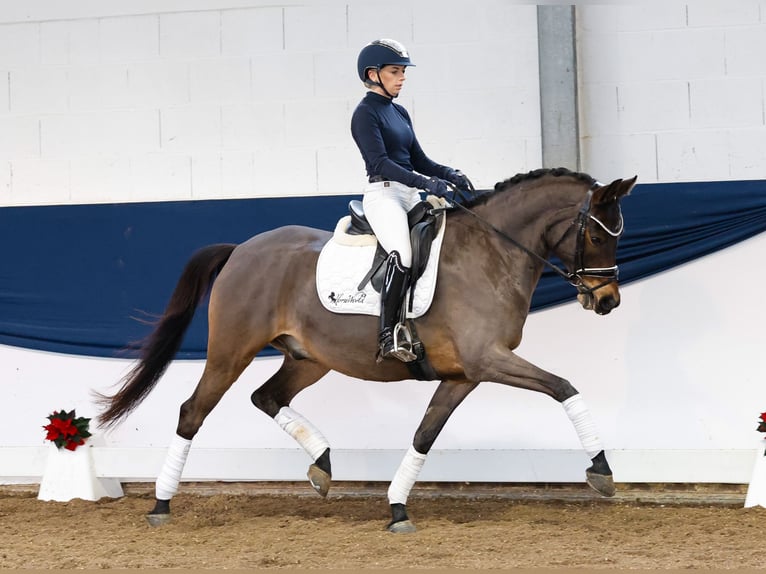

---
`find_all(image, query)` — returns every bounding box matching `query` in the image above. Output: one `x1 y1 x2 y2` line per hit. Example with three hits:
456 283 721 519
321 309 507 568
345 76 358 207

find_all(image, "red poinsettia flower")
51 417 77 437
43 409 92 451
758 411 766 433
64 437 85 451
43 425 60 441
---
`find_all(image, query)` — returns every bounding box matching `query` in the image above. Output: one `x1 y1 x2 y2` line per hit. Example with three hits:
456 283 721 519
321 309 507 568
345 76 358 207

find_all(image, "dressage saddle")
347 199 445 307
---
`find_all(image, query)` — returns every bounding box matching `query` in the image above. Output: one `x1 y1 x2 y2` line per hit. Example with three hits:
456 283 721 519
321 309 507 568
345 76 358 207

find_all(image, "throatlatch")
377 251 417 363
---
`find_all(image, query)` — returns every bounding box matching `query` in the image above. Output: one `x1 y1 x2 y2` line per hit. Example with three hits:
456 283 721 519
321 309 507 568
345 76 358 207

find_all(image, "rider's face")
370 65 406 98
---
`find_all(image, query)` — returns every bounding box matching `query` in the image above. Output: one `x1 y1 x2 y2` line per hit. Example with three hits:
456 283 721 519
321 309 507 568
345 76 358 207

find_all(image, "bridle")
444 182 624 297
562 186 624 295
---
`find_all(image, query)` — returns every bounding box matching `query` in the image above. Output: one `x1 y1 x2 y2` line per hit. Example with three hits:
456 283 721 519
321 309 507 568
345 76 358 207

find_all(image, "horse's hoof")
586 470 616 497
307 464 331 497
146 513 172 527
387 519 417 534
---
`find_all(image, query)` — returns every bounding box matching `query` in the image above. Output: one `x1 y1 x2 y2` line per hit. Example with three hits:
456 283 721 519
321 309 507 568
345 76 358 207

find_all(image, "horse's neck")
474 185 575 251
468 183 581 281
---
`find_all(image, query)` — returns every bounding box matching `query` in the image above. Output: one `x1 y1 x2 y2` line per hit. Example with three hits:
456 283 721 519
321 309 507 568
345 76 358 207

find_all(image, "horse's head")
552 176 636 315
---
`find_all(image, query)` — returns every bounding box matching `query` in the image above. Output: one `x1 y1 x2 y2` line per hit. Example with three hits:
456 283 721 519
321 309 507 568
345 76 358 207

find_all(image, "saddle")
348 199 446 311
342 198 445 381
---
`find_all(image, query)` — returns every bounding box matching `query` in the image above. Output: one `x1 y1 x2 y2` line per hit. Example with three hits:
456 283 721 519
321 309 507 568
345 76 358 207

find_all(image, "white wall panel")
70 157 132 204
0 0 542 205
616 81 690 133
99 15 160 63
67 66 130 111
346 2 415 48
220 7 284 55
314 50 356 99
252 146 316 195
689 78 764 129
726 26 766 77
220 150 255 197
161 104 222 151
0 161 9 203
9 69 68 114
126 61 190 107
578 4 766 183
581 134 657 183
0 116 39 158
656 130 734 181
317 145 363 195
0 23 39 69
129 153 191 201
577 5 688 33
189 58 251 103
221 102 284 149
159 11 221 58
284 99 349 148
10 158 70 204
41 110 160 159
687 2 763 27
283 4 347 52
0 71 7 114
40 20 100 67
729 127 766 179
250 51 315 101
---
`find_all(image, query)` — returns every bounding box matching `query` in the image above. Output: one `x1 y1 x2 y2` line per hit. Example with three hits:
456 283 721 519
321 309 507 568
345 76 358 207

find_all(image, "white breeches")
362 181 423 268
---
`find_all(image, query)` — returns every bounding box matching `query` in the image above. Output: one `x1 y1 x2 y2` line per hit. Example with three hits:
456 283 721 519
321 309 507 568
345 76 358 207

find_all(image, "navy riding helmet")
357 39 415 86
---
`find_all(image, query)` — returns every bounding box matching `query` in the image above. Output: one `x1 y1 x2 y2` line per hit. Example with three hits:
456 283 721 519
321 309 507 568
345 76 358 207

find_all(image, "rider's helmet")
357 39 415 87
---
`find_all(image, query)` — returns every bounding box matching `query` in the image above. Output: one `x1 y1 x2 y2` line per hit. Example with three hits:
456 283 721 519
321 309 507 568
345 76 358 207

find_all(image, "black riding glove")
446 169 471 191
424 176 449 197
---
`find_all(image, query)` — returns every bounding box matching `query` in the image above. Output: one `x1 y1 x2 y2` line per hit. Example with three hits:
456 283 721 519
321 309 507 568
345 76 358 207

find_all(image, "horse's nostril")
596 295 620 314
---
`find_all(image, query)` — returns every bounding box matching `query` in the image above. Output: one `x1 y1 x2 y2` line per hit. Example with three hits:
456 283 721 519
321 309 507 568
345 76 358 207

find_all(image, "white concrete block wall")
578 3 766 183
0 0 540 206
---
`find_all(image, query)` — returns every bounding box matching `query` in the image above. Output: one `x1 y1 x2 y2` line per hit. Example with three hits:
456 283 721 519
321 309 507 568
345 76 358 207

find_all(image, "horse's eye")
590 235 603 246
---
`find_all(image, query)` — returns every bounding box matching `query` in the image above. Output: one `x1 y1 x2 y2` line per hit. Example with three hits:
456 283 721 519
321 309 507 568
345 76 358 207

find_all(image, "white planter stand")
744 439 766 508
37 440 124 502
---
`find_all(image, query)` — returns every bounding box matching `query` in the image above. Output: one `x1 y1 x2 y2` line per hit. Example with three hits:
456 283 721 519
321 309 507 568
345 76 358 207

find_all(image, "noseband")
448 184 624 297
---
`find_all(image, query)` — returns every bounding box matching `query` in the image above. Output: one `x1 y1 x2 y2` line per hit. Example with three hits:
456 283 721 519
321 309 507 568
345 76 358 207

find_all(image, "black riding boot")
378 251 415 362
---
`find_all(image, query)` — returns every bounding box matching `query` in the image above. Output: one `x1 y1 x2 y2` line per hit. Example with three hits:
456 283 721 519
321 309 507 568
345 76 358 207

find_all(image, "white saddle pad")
316 198 447 317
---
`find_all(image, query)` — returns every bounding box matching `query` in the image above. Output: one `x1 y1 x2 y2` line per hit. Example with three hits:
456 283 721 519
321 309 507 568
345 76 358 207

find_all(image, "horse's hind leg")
250 356 332 496
147 354 252 526
387 378 479 533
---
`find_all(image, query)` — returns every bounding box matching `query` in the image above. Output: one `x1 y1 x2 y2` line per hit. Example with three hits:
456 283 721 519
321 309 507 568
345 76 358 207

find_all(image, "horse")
96 167 636 533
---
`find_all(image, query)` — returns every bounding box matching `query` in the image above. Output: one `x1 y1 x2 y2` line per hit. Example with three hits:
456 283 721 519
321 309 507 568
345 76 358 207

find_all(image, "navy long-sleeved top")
351 91 452 189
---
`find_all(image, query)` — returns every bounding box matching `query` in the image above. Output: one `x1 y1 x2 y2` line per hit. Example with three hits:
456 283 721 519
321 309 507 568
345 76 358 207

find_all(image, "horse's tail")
95 243 237 428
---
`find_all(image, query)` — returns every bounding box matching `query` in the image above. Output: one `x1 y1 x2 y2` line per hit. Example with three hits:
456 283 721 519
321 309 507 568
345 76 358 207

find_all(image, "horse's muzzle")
594 293 620 315
577 283 620 315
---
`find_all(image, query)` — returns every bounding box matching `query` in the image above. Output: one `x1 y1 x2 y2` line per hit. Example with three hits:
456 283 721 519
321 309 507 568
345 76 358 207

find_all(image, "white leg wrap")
562 394 603 459
387 445 427 505
274 406 330 461
155 434 192 501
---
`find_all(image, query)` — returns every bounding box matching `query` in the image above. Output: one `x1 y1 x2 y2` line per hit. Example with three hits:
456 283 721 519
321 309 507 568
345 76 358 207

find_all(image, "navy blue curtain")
2 179 765 359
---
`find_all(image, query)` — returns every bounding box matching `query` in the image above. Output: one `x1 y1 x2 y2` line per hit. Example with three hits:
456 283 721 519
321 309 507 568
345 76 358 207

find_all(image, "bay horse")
96 167 636 532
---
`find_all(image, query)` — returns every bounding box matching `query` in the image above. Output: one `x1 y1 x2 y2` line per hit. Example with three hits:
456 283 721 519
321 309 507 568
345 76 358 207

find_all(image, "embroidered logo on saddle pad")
316 199 447 318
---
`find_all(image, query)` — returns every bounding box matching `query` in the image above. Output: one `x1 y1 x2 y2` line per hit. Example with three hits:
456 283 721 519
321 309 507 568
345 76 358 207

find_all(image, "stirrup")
389 323 417 362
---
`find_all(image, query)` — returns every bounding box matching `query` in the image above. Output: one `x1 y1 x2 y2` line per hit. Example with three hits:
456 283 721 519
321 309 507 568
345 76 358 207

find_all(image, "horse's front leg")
466 348 615 497
387 378 479 533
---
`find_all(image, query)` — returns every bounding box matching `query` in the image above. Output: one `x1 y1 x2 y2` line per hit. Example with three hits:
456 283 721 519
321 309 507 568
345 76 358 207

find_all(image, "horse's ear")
593 175 637 203
617 175 638 198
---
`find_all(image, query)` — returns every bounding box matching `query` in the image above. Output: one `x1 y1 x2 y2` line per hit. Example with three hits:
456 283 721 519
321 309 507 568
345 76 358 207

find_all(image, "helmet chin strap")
374 69 397 99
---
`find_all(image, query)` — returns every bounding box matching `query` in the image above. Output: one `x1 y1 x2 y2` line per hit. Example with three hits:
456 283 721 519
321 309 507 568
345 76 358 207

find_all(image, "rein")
441 181 621 295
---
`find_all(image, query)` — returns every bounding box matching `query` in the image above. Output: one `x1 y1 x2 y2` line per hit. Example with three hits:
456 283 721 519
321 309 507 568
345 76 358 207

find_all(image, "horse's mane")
462 167 597 208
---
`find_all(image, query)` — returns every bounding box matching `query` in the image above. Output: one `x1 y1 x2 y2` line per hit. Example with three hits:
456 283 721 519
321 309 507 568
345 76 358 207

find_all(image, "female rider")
351 38 470 363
